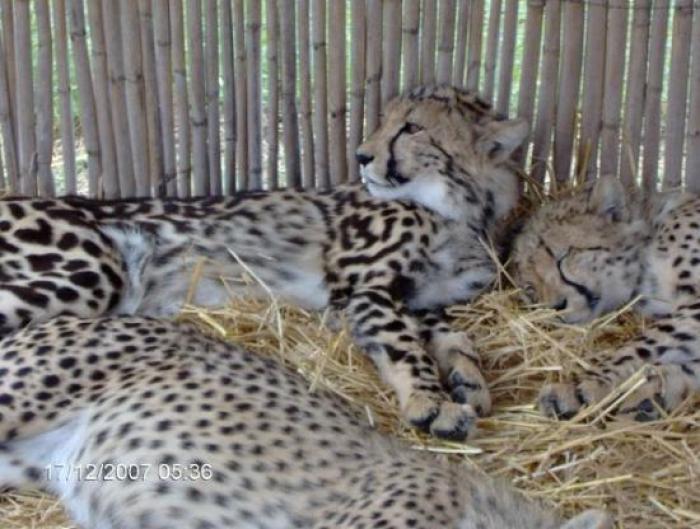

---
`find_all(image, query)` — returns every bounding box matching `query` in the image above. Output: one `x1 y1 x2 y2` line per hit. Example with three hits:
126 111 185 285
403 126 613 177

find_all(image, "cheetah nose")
356 153 374 166
551 298 568 311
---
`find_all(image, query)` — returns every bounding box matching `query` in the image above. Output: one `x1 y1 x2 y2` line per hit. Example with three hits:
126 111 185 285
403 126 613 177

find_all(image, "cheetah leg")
539 311 700 420
416 309 491 416
345 286 477 440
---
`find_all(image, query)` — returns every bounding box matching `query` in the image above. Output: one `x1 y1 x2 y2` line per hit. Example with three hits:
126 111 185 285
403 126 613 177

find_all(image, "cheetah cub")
514 175 700 420
0 316 611 529
0 85 528 440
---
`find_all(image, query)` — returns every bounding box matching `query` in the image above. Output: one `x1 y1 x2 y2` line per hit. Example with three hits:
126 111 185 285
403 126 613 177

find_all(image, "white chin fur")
367 175 459 220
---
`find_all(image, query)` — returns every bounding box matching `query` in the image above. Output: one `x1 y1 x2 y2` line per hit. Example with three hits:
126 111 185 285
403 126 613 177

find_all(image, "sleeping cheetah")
514 175 700 420
0 85 528 440
0 316 611 529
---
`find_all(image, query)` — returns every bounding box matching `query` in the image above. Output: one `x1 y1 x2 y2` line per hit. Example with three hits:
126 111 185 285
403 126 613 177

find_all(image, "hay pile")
1 288 698 528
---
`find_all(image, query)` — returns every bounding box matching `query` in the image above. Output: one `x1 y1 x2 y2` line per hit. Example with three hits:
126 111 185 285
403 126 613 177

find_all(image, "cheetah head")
513 176 651 324
356 85 528 222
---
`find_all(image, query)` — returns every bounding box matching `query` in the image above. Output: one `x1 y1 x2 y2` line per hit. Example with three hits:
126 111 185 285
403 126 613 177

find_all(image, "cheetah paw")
617 378 668 422
618 394 665 422
403 391 478 441
537 379 607 420
446 363 492 417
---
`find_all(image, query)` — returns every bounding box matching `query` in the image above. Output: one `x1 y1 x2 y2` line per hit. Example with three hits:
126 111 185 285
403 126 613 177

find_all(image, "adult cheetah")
514 175 700 420
0 85 528 440
0 316 611 529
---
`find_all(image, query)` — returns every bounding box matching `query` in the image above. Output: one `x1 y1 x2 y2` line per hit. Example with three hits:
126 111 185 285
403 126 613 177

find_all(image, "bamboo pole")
382 0 401 105
366 0 383 135
221 0 236 194
1 1 16 144
170 0 191 196
483 0 501 100
619 0 651 188
102 0 136 196
153 0 177 196
266 0 280 188
120 0 151 197
311 0 328 188
187 0 209 195
662 0 693 190
641 0 669 194
577 0 607 181
298 0 315 188
0 13 17 191
686 3 700 193
599 0 628 179
402 0 420 91
87 0 119 198
35 0 54 196
245 0 262 189
436 0 456 85
348 0 366 181
530 0 560 183
139 0 165 196
420 0 436 84
328 0 347 185
466 0 484 91
14 0 36 195
278 0 301 188
552 0 583 184
205 0 221 194
0 138 4 189
496 0 519 114
514 0 544 168
53 0 74 194
233 0 248 190
69 0 101 196
452 0 469 86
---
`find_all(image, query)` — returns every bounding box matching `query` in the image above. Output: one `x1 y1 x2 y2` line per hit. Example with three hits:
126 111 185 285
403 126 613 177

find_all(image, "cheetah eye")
404 122 423 135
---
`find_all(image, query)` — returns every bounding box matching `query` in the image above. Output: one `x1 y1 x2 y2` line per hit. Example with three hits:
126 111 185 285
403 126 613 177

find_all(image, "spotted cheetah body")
0 316 610 529
0 86 528 440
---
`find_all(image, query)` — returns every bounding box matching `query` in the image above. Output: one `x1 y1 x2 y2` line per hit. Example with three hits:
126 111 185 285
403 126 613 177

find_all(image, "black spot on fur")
82 240 103 257
15 219 52 245
1 285 49 307
100 264 123 290
7 203 25 219
70 271 101 289
27 253 63 272
57 233 79 250
56 287 80 302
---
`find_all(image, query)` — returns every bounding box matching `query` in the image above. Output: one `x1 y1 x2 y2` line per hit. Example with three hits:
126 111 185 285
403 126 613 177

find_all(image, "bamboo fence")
0 0 698 198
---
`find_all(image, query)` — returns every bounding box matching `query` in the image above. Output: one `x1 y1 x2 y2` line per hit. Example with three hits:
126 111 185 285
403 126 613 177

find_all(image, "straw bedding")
1 286 698 528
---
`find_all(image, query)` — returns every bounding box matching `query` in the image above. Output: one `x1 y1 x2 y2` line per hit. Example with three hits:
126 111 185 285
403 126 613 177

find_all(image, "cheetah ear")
560 510 613 529
475 118 529 162
588 174 627 222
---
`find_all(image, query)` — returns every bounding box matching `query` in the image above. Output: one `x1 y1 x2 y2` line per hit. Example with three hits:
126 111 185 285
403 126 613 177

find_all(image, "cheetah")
0 316 612 529
513 175 700 420
0 85 528 440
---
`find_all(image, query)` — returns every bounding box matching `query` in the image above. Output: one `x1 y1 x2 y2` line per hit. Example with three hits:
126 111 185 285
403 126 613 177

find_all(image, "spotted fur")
0 316 611 529
514 176 700 420
0 85 528 440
